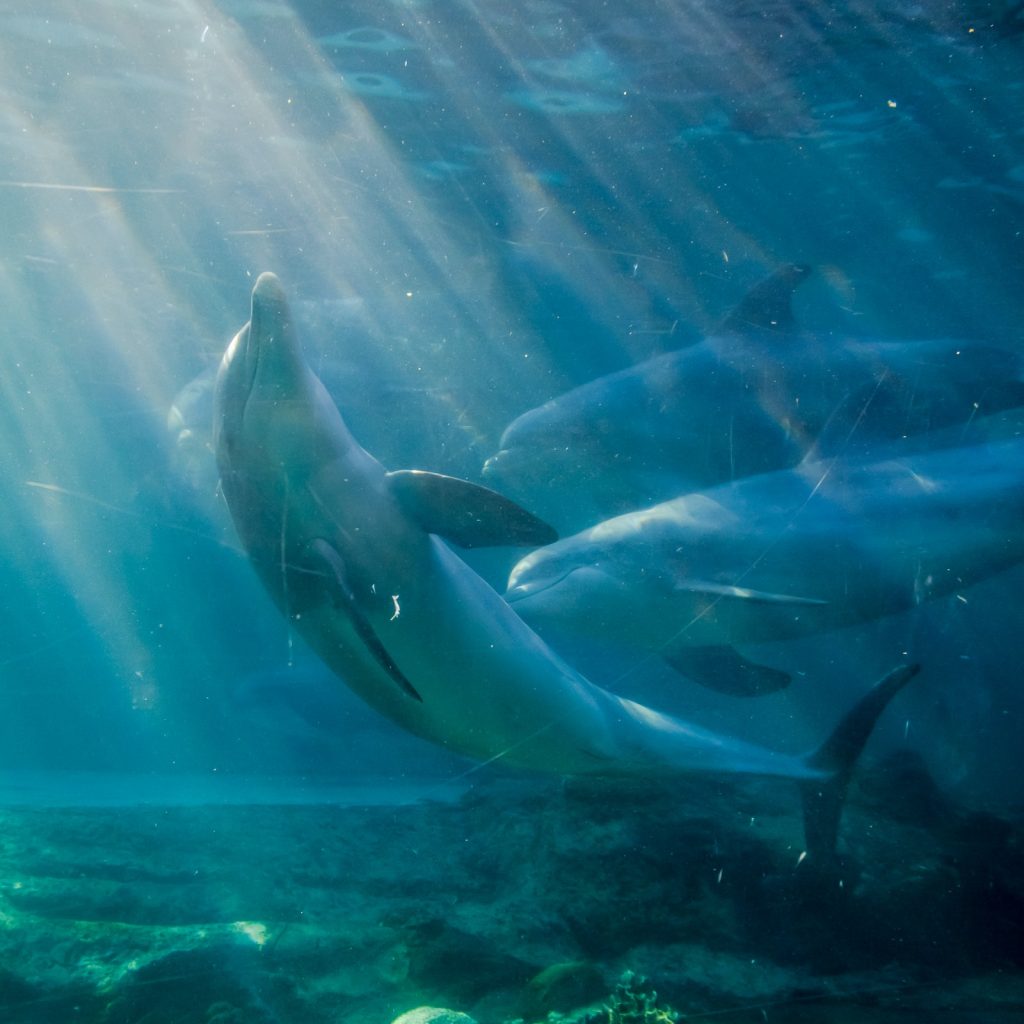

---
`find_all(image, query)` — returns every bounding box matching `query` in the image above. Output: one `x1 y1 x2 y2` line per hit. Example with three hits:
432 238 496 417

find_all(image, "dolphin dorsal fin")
720 263 813 334
386 470 558 549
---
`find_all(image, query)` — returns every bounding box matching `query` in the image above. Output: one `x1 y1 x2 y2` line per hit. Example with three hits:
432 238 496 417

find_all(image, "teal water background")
1 3 1023 1022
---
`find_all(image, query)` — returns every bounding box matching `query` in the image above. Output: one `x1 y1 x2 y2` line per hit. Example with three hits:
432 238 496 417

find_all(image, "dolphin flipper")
720 263 813 334
801 663 920 860
304 538 423 703
661 644 791 697
387 469 558 548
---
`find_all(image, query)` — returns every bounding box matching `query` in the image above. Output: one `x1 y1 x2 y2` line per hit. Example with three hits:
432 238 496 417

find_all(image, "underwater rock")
391 1009 478 1024
573 970 679 1024
621 943 804 1011
0 781 1021 1024
0 965 42 1008
401 917 536 1003
519 960 606 1019
606 970 677 1024
101 944 290 1024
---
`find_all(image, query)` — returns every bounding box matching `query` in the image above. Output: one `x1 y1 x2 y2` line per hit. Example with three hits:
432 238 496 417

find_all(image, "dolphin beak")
482 447 538 483
505 569 564 604
252 271 287 314
240 272 306 403
249 272 287 352
481 450 510 479
507 564 614 607
242 274 278 392
504 580 534 603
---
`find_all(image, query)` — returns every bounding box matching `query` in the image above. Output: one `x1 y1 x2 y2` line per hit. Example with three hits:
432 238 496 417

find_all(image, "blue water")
0 1 1022 1021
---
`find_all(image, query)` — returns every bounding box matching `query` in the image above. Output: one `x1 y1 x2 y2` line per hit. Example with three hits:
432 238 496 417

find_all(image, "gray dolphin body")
214 272 918 855
484 267 1024 530
505 438 1024 695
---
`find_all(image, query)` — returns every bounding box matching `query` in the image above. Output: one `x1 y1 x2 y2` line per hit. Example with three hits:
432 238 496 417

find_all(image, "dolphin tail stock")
799 663 921 861
719 262 813 335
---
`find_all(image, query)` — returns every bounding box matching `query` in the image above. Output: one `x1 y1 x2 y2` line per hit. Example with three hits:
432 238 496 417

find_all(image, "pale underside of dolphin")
505 438 1024 696
214 272 919 857
483 264 1024 531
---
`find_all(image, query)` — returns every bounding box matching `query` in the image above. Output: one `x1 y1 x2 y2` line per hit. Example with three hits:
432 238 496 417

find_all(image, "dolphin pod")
505 437 1024 695
483 265 1024 531
214 272 918 857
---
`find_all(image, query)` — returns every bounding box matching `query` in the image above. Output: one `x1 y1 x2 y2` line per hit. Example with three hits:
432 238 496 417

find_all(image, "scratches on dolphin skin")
390 595 401 621
304 539 422 703
277 490 300 667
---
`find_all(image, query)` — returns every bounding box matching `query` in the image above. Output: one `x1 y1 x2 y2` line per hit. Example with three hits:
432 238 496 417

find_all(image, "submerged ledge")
0 769 468 808
0 763 1021 1024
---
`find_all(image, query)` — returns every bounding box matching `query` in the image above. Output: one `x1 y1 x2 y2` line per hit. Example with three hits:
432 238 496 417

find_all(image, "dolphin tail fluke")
800 663 920 859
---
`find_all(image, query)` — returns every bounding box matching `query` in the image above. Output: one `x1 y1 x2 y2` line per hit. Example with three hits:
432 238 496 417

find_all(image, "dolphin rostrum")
214 272 919 857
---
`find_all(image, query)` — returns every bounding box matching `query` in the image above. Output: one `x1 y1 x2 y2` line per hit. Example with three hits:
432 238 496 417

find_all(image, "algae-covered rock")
390 1009 478 1024
602 970 678 1024
520 960 606 1019
101 944 284 1024
401 917 535 1002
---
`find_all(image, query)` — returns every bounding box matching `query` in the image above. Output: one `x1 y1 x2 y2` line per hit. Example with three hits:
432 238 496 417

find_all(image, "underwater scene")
1 0 1023 1021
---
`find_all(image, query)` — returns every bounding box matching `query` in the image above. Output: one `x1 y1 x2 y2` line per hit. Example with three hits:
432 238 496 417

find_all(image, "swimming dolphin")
505 437 1024 696
169 345 480 513
214 272 919 857
483 265 1024 530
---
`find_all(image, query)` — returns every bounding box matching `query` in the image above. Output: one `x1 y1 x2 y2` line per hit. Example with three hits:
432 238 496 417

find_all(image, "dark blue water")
0 2 1021 1021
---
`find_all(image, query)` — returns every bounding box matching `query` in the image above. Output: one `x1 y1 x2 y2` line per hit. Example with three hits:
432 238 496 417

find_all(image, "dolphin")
169 346 479 512
483 265 1024 531
505 437 1024 696
214 272 919 857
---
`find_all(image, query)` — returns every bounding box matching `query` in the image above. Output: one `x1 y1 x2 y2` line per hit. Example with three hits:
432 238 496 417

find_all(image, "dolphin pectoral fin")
673 579 828 607
386 469 558 548
720 263 812 334
305 539 423 703
660 644 791 697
